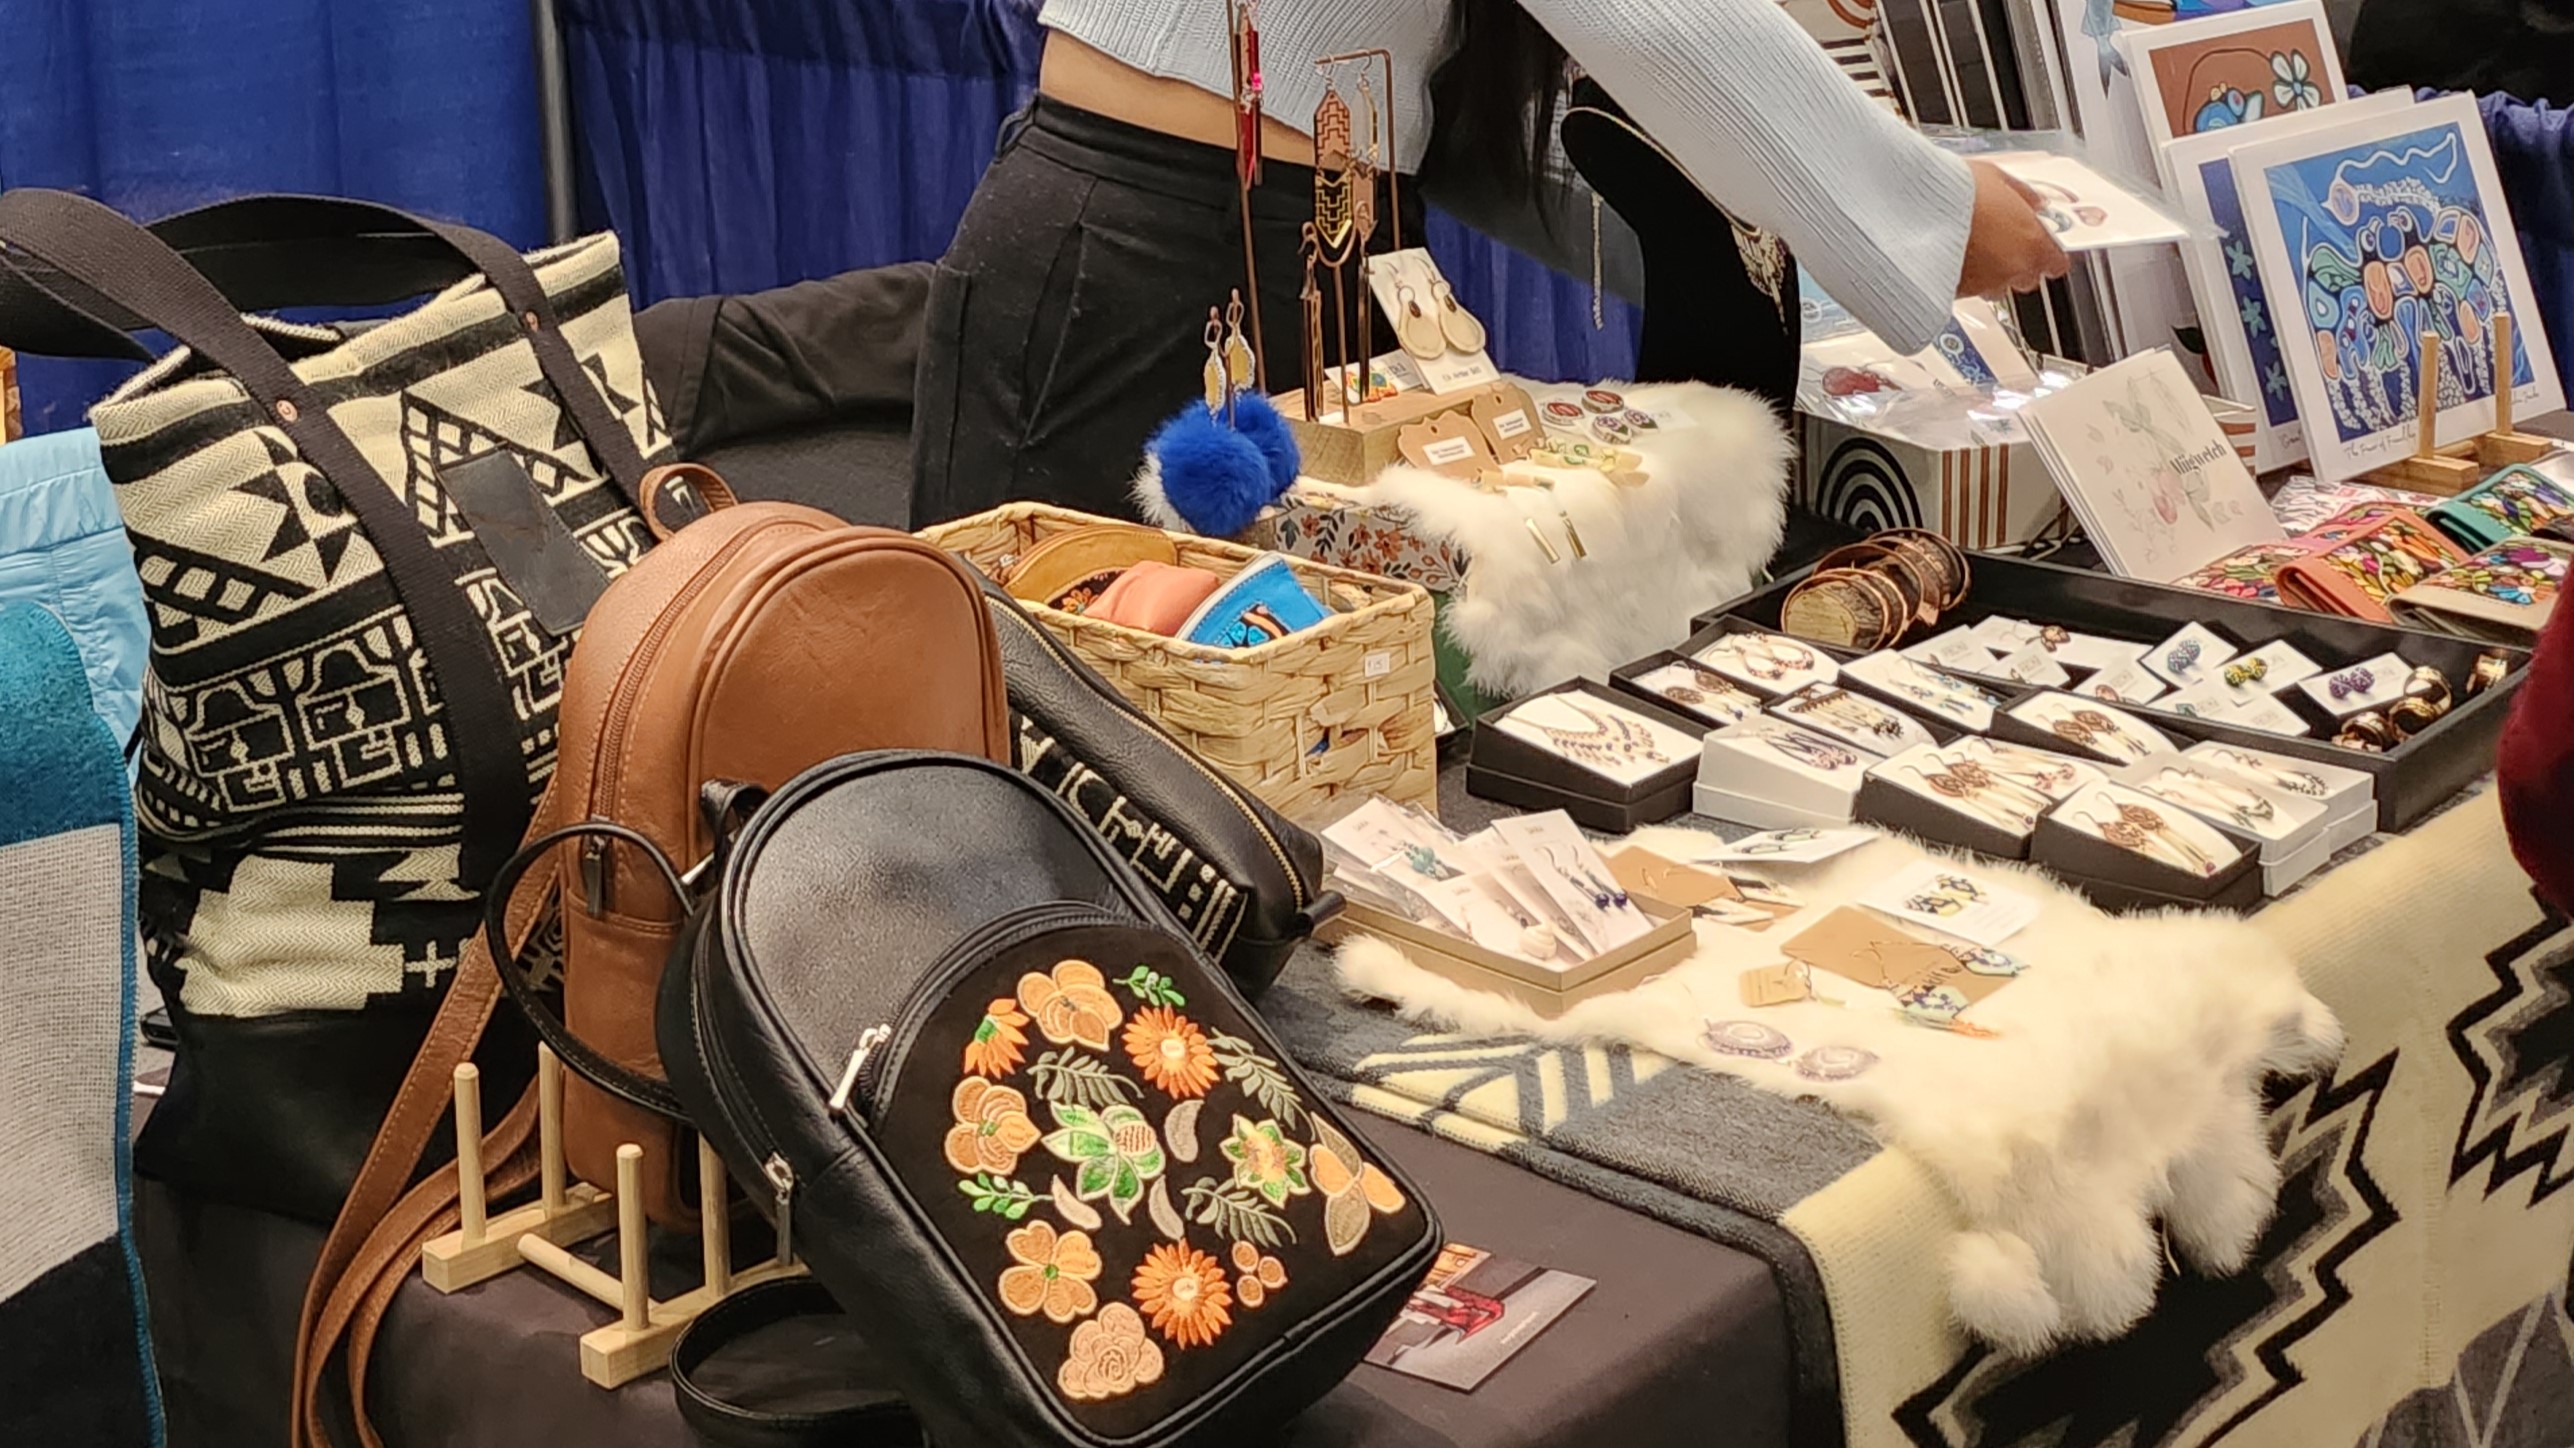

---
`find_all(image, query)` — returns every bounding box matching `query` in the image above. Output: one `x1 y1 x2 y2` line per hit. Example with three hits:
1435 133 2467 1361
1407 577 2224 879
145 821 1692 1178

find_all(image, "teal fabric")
0 429 146 748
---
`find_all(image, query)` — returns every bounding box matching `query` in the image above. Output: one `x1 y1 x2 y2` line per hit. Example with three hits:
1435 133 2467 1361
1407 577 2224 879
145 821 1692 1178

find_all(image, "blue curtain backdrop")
558 0 1641 384
0 0 548 435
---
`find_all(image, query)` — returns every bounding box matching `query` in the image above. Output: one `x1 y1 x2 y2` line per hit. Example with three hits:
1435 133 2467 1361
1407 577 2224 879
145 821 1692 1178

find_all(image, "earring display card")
2003 692 2177 765
1617 656 1764 729
1657 827 1880 867
2185 739 2377 852
2077 656 2170 707
1842 650 2008 733
2212 641 2323 698
2034 628 2149 676
1768 684 1941 757
1364 248 1500 395
2114 752 2330 851
2156 681 2317 739
2298 653 2410 717
2143 622 2240 688
1906 627 2001 673
1863 743 2049 856
1857 860 2040 948
1983 641 2075 689
1695 630 1841 696
2052 781 2251 884
1969 616 2045 655
1955 736 2105 804
1488 691 1706 786
1488 813 1657 956
1696 717 1876 830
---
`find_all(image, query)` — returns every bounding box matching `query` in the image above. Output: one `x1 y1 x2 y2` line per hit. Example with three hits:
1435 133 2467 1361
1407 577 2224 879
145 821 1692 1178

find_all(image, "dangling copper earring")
1203 307 1228 419
1433 279 1487 353
1299 225 1327 421
1396 284 1445 359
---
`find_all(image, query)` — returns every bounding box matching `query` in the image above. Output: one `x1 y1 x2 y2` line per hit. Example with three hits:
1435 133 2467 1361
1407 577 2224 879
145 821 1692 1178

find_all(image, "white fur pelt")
1359 381 1790 698
1333 825 2342 1357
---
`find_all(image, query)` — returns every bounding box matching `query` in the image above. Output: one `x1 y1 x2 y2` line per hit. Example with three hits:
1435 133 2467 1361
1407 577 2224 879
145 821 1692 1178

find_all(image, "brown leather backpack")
291 465 1009 1447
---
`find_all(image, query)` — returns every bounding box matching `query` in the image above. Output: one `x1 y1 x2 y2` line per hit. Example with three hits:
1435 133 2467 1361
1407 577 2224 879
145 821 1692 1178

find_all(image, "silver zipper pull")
579 836 611 916
763 1153 797 1266
828 1024 894 1114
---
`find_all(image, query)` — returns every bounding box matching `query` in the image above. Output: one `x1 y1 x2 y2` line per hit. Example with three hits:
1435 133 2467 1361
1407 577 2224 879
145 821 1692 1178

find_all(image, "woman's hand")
1958 162 2072 298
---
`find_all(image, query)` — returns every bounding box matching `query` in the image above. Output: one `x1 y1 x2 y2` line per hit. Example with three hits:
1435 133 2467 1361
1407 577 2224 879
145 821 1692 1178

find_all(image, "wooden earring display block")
2358 316 2555 495
418 1048 806 1388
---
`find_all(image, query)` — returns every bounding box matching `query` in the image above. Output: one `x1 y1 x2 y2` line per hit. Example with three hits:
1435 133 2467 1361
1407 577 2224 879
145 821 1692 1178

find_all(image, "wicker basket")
921 502 1438 821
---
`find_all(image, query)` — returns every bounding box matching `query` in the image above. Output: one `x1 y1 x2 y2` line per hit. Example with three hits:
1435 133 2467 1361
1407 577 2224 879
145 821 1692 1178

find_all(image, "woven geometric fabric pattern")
89 234 669 1019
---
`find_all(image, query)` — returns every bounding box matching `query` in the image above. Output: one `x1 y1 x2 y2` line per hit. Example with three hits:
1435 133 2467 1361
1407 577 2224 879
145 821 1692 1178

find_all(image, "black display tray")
1466 681 1706 834
1696 554 2524 832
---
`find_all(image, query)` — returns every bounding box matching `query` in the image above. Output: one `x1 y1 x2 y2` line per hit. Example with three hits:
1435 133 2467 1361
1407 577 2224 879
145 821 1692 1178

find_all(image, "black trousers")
910 96 1414 527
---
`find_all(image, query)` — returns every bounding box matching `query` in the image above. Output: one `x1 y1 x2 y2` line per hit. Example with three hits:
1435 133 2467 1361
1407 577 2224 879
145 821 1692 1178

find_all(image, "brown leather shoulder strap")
292 787 560 1448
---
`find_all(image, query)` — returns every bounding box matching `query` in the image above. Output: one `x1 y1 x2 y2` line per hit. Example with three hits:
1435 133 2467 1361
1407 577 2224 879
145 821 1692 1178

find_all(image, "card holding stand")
1856 745 2041 861
1468 681 1710 834
1609 651 1766 731
1692 716 1877 831
2030 802 2264 913
1992 692 2178 768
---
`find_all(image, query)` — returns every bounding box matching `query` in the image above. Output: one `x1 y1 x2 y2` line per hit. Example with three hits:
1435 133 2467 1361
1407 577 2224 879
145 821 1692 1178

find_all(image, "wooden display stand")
1276 383 1524 486
2 345 20 444
419 1049 806 1388
2360 317 2554 494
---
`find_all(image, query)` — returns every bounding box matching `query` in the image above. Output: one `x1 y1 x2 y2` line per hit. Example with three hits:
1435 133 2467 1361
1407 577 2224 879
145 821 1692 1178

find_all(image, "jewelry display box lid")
1696 551 2526 833
1319 896 1698 1019
2181 740 2379 854
1467 681 1706 835
2030 786 2264 911
2108 753 2332 869
1693 716 1874 829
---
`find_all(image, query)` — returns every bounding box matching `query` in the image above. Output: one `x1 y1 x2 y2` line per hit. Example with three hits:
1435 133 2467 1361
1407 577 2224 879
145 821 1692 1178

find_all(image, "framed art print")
2162 92 2418 471
2118 1 2348 169
2230 94 2567 483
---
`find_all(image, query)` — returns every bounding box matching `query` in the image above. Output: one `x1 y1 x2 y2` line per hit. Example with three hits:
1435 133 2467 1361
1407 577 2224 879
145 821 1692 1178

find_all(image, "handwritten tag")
1738 963 1811 1008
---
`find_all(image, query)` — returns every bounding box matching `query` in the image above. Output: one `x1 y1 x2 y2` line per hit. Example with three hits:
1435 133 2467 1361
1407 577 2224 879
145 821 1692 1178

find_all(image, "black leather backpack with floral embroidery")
658 750 1441 1447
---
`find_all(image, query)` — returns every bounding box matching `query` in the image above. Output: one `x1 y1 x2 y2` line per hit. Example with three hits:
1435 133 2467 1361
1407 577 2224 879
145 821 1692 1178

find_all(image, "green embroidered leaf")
1205 1032 1306 1129
957 1173 1040 1218
1181 1177 1297 1249
1111 1160 1142 1212
1049 1101 1101 1133
1076 1157 1117 1199
1047 1129 1114 1161
1118 965 1186 1008
1029 1048 1142 1111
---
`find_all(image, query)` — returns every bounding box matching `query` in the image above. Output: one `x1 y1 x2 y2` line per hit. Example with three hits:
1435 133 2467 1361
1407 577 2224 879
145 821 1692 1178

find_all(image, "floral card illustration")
2118 1 2347 165
2020 349 2284 581
2163 92 2418 471
2231 93 2566 483
1979 150 2194 251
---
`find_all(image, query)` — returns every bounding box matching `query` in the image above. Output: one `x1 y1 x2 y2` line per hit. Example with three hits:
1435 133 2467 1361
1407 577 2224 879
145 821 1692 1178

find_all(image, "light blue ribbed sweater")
1039 0 1975 353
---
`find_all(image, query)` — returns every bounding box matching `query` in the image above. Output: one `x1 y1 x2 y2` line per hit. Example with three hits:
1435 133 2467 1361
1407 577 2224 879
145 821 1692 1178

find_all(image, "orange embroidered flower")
1123 1007 1218 1099
1312 1121 1408 1257
1018 959 1122 1051
1057 1302 1164 1402
964 998 1029 1078
945 1078 1043 1176
996 1219 1102 1324
1132 1242 1232 1348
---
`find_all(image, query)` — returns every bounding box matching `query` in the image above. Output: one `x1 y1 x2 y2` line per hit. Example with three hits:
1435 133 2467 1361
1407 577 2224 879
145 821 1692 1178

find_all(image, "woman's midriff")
1038 30 1321 167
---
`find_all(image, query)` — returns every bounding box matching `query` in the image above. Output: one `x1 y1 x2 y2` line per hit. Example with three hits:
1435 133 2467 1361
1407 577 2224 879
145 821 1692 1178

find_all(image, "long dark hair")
1425 0 1570 202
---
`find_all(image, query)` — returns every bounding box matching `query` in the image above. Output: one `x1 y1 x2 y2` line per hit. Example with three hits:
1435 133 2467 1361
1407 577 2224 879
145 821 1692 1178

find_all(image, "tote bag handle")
0 190 652 505
0 188 551 883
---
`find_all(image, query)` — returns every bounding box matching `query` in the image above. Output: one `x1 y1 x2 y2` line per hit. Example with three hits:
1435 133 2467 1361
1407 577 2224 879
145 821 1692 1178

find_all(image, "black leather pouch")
979 577 1338 997
659 751 1438 1448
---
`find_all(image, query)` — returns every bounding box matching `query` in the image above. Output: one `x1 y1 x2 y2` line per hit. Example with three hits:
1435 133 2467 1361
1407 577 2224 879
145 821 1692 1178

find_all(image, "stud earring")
1395 284 1446 360
1431 279 1487 353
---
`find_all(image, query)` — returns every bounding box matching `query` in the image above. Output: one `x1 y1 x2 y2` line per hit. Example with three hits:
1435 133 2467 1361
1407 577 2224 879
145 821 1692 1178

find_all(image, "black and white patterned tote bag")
0 189 673 1219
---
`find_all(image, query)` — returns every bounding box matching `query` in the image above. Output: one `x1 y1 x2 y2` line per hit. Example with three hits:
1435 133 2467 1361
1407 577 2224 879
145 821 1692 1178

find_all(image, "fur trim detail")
1353 382 1790 698
1328 825 2342 1352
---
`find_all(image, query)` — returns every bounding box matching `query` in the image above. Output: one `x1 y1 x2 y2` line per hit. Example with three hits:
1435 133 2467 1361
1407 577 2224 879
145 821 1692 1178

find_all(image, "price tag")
1489 408 1533 439
1422 435 1477 467
1364 650 1393 679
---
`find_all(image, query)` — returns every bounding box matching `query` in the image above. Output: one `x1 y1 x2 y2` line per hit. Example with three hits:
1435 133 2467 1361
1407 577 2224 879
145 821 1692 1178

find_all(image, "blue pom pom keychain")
1133 292 1300 538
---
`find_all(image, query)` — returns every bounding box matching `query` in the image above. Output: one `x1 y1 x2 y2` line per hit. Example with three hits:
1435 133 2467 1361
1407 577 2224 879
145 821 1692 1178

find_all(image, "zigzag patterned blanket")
0 604 161 1445
1267 783 2574 1448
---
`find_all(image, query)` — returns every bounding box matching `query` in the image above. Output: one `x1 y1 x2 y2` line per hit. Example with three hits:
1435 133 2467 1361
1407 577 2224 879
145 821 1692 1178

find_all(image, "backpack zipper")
762 1152 797 1265
993 605 1305 910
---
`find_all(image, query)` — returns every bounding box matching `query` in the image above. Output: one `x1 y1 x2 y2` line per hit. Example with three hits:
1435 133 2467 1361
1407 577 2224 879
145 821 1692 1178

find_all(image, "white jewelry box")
2182 740 2377 856
1693 717 1875 830
2111 752 2334 896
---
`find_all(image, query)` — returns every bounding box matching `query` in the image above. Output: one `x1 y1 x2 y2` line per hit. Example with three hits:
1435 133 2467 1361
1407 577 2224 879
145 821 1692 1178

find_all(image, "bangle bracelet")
2468 651 2511 698
2334 710 2397 752
2401 664 2452 713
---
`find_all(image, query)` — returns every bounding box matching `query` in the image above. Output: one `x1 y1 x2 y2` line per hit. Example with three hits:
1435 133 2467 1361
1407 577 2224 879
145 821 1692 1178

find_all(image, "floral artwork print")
1132 1243 1233 1348
1043 1101 1167 1223
1124 1007 1219 1099
964 998 1030 1078
1057 1303 1164 1402
1218 1116 1312 1207
947 1079 1043 1176
1019 959 1122 1051
998 1220 1103 1324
